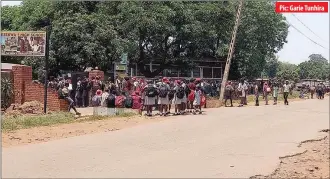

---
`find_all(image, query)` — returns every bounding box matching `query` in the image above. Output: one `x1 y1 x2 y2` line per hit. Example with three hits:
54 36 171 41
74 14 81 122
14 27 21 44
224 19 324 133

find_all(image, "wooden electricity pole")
219 0 244 103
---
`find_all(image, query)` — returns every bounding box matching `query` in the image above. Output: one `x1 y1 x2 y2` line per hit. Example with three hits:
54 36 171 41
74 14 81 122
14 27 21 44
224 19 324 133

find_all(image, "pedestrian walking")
283 80 291 105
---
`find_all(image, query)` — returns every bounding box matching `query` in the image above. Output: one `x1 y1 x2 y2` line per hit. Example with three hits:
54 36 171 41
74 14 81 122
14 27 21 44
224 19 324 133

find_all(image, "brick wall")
89 70 104 80
11 64 68 111
24 82 68 111
12 65 32 104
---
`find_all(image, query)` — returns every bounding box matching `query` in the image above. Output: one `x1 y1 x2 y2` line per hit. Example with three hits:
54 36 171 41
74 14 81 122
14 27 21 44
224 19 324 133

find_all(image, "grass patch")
1 111 137 132
246 90 300 103
206 91 301 107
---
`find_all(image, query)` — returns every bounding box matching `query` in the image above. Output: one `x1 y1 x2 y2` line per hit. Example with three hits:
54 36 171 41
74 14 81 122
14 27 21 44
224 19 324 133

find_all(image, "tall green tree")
297 54 329 80
1 1 289 79
263 54 280 78
276 61 299 82
232 1 288 79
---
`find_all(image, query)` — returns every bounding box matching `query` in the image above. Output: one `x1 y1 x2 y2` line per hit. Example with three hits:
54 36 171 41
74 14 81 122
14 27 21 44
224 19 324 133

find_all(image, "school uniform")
181 83 187 103
144 84 157 106
158 83 170 105
193 90 202 106
172 85 184 105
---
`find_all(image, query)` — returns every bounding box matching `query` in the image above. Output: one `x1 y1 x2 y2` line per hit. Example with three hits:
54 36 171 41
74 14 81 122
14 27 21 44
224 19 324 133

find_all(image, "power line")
291 14 328 43
286 20 329 50
291 14 328 44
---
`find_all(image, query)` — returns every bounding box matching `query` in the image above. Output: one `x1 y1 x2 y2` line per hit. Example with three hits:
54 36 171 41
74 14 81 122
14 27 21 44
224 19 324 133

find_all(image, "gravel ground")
251 131 329 179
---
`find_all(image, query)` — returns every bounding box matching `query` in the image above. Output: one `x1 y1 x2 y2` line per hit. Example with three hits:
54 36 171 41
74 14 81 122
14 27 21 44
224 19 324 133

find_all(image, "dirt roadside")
251 130 330 179
2 115 169 148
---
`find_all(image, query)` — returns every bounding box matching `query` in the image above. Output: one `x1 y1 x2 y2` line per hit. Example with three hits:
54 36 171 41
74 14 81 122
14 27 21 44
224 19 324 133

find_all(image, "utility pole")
44 24 51 113
219 0 244 103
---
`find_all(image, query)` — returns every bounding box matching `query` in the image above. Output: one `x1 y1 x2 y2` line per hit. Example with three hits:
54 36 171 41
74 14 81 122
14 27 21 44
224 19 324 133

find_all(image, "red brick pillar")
89 69 104 80
12 65 32 104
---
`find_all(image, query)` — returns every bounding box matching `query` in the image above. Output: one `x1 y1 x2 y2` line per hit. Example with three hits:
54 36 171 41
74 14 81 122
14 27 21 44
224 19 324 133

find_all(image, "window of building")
213 67 222 79
203 67 212 78
166 68 178 77
193 67 201 78
179 68 191 78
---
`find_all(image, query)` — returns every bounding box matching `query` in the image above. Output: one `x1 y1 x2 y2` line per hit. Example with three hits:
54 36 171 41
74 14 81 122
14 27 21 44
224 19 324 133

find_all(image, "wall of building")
10 64 68 111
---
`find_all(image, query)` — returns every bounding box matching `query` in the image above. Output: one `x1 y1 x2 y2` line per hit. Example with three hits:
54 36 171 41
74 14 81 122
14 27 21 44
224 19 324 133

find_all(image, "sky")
1 1 329 65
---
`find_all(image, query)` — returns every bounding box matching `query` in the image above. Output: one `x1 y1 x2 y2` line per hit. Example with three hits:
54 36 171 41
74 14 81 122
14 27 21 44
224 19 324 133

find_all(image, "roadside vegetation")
1 112 136 132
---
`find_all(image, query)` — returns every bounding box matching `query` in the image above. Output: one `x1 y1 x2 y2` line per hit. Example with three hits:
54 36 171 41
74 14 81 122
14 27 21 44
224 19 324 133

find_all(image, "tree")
297 54 329 80
276 61 299 82
263 54 280 78
1 1 289 79
232 1 288 79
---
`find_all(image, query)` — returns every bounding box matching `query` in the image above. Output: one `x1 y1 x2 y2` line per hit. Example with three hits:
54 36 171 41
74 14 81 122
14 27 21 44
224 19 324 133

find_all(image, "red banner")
275 1 329 13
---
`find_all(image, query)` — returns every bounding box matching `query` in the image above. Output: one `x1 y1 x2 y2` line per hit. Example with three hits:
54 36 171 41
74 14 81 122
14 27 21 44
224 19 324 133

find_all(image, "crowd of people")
50 76 207 116
47 75 328 116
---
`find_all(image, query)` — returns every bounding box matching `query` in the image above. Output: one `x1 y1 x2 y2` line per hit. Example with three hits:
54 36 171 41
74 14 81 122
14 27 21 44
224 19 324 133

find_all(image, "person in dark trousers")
254 81 259 106
283 80 290 105
81 76 90 107
62 83 81 115
224 81 233 107
75 77 83 107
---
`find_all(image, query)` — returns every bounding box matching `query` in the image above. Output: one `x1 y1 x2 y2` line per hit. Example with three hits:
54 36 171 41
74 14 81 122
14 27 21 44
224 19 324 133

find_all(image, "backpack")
184 85 190 96
158 84 168 98
168 89 175 101
92 96 101 106
106 94 116 108
115 96 124 107
146 85 157 97
124 96 133 108
188 90 195 101
176 86 185 99
57 88 65 99
132 95 141 109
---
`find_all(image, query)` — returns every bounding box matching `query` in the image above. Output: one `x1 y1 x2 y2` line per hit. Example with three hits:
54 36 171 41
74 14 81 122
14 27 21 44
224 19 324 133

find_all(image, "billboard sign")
1 31 46 56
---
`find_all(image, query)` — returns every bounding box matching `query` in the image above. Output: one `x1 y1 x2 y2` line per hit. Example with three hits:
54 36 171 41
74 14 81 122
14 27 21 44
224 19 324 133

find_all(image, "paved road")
2 98 329 178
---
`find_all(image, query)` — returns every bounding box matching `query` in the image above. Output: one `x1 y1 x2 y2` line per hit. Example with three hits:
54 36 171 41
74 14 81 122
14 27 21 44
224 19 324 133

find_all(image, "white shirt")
101 92 109 107
68 84 73 90
238 83 248 97
134 81 139 87
283 84 291 92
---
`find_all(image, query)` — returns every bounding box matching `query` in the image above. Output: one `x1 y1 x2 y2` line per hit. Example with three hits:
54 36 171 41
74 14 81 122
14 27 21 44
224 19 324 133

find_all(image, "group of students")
90 77 207 117
223 79 293 107
303 83 327 100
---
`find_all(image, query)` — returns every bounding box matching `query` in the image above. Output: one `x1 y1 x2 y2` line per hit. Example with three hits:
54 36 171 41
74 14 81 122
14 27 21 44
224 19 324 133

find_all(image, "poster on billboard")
1 31 46 56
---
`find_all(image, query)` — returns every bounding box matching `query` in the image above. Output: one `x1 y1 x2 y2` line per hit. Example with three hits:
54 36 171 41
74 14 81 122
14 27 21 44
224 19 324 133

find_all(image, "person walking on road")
272 82 279 105
224 81 234 107
310 85 316 99
263 82 271 105
237 79 247 107
253 81 259 106
283 80 291 105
